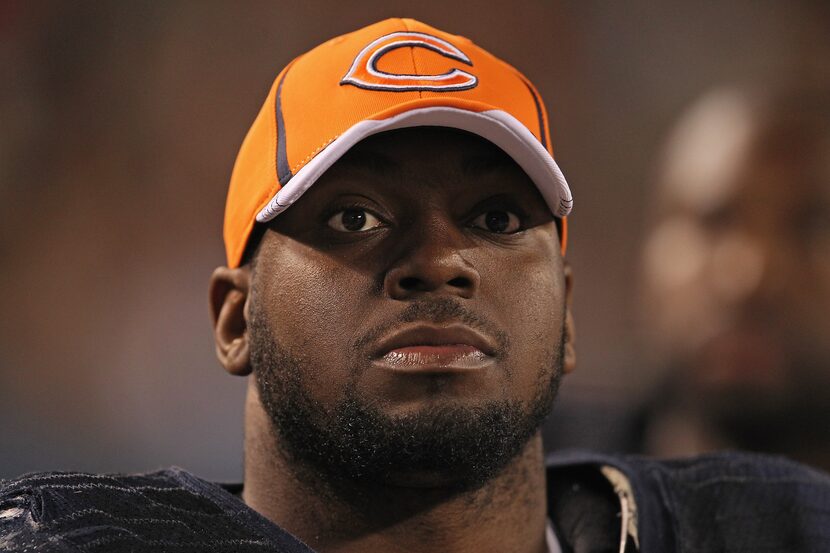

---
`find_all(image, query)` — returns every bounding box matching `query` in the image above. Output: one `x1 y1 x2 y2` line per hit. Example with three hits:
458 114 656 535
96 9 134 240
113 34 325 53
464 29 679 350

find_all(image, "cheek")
479 247 565 393
255 242 374 403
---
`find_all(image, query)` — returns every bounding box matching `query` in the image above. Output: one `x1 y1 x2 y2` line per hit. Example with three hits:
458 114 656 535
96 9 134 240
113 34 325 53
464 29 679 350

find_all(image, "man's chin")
273 397 545 492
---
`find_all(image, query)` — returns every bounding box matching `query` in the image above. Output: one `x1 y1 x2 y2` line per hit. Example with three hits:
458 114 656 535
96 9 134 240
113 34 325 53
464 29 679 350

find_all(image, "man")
638 85 830 470
1 19 828 553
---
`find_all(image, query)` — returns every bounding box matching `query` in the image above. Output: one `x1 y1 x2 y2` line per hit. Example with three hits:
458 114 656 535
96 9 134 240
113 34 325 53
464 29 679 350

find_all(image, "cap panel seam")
511 68 549 150
399 18 423 100
522 76 548 150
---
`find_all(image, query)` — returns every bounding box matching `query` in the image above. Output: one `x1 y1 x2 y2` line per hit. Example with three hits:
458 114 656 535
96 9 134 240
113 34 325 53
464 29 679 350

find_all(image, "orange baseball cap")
224 17 573 267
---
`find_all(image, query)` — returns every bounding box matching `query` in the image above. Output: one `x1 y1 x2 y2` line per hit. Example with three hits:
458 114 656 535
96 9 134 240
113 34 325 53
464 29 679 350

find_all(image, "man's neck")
241 387 550 553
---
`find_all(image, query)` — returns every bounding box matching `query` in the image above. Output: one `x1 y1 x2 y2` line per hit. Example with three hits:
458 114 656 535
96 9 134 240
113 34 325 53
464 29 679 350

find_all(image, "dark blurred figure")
638 84 830 470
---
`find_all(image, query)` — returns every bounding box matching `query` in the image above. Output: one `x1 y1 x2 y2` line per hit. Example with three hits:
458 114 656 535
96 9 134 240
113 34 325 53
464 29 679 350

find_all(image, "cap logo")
340 31 478 92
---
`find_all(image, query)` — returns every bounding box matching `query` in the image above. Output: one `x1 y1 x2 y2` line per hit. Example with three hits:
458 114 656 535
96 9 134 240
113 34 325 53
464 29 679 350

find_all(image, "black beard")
249 300 564 496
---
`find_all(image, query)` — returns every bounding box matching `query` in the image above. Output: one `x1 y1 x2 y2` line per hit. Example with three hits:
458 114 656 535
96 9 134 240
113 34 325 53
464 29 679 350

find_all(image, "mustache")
352 298 510 358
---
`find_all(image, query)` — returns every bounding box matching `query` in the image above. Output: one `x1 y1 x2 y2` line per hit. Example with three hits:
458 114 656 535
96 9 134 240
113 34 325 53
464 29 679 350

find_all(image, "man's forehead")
333 127 527 176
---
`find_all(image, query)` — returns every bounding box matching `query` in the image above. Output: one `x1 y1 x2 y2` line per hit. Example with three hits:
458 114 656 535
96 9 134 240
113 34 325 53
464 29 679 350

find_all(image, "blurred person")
2 19 830 553
640 85 830 469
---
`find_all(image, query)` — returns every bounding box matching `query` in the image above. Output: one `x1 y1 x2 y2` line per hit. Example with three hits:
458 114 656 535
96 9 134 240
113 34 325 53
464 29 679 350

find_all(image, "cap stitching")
291 135 341 174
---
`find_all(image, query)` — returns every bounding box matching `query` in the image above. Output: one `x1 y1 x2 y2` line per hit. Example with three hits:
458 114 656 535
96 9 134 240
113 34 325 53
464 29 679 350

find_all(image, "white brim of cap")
255 106 573 223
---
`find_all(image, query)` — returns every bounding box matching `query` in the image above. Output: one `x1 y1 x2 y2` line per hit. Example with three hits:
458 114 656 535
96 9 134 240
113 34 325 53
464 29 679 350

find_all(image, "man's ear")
563 262 576 375
209 266 252 376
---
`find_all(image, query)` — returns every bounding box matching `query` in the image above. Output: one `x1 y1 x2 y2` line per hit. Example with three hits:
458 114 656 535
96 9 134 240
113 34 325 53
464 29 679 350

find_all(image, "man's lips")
372 324 497 372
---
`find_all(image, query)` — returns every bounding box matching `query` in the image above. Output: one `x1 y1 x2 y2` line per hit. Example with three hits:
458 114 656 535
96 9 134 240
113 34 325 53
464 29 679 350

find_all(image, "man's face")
246 127 570 490
643 117 830 439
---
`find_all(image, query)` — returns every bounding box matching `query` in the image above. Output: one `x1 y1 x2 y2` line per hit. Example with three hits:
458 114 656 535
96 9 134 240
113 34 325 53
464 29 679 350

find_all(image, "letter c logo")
341 32 478 92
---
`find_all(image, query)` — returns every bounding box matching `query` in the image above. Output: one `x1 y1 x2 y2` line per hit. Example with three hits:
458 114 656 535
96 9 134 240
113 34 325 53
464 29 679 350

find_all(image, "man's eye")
327 208 383 232
471 210 522 233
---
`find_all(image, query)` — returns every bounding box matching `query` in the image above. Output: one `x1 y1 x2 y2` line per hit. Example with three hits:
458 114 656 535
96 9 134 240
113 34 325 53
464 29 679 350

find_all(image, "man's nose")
383 222 481 300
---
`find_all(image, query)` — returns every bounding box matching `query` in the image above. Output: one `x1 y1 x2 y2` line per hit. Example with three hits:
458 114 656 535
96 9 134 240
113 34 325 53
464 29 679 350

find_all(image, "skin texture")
640 88 830 468
209 127 575 553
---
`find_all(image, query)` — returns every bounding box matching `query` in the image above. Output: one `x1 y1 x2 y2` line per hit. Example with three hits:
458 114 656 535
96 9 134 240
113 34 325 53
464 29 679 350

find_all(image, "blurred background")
2 1 829 480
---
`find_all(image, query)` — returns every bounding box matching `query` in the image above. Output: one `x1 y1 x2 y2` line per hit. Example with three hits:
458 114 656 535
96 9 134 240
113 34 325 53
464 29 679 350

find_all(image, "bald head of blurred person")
640 85 830 469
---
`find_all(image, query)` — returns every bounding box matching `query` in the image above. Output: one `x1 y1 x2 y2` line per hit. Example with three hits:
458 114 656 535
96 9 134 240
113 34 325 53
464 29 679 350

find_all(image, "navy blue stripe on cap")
275 69 293 186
